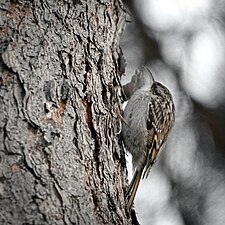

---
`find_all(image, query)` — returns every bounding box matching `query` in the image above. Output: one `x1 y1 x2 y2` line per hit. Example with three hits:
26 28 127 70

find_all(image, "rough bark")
0 0 128 224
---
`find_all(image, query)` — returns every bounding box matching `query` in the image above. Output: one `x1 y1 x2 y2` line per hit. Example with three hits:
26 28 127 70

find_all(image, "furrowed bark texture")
0 0 128 224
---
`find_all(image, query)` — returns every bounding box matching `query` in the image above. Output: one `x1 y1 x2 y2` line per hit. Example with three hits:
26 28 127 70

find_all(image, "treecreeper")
122 66 175 213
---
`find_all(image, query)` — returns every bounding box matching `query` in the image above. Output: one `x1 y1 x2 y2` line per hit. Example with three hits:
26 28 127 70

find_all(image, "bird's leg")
118 113 129 126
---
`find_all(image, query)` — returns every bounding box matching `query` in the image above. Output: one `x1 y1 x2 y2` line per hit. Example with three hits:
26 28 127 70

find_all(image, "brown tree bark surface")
0 0 128 224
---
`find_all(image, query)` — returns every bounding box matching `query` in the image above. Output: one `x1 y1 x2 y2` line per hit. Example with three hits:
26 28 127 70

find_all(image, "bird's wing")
143 96 174 178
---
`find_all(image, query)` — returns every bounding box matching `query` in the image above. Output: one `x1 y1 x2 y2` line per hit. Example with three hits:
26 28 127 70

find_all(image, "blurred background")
121 0 225 224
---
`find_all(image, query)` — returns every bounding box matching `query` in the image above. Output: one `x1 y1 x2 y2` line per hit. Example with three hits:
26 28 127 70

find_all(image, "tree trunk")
0 0 128 224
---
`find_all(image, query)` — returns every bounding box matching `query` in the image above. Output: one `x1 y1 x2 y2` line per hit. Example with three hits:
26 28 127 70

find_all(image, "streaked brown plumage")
122 67 175 213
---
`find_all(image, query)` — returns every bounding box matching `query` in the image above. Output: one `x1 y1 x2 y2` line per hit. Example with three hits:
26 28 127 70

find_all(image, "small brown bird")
122 66 175 213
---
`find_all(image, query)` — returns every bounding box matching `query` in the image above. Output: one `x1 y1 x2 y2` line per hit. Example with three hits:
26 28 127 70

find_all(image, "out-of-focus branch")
122 68 145 100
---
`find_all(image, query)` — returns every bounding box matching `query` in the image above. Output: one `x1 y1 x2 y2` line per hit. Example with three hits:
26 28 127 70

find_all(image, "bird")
122 66 175 213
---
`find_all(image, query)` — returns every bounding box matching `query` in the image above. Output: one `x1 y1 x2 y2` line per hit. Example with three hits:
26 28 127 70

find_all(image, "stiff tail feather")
125 169 143 213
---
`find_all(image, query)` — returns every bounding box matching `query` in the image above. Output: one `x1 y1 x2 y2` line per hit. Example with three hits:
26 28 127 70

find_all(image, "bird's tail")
125 169 143 213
